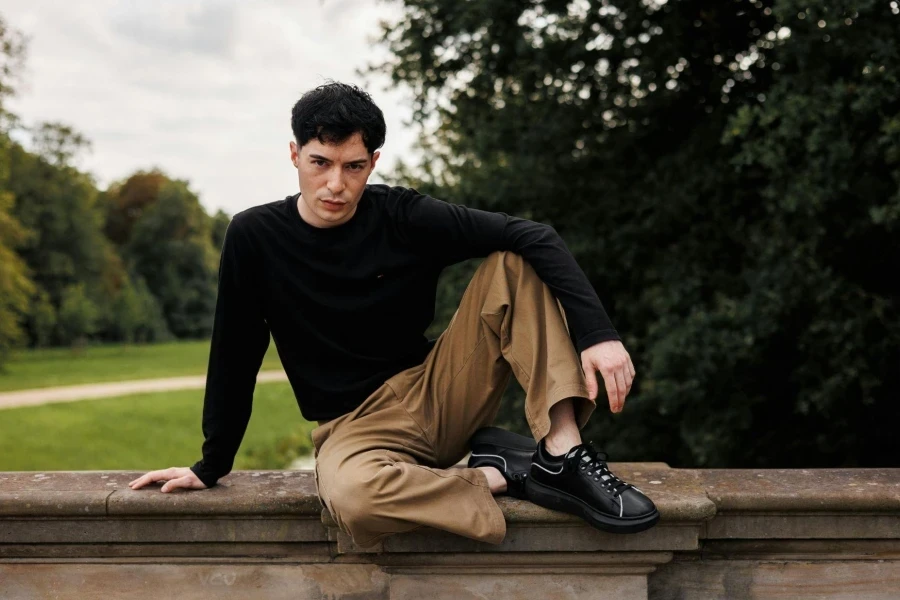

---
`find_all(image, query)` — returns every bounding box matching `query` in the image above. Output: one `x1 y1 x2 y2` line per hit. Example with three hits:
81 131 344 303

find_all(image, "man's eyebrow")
309 153 369 165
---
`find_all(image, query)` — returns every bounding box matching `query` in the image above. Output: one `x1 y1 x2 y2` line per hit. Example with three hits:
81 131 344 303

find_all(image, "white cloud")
3 0 418 215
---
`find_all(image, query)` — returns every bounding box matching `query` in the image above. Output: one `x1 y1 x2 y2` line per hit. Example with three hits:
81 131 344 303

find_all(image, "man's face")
290 131 380 228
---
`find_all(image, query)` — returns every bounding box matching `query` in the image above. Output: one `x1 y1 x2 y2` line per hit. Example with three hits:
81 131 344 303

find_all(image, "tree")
374 0 900 467
106 274 170 343
103 170 169 246
125 178 219 338
7 138 108 312
210 209 230 252
57 283 99 347
0 15 34 368
0 187 34 364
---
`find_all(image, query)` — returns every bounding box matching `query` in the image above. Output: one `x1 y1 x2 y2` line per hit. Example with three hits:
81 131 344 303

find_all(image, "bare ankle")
545 397 583 456
543 435 580 458
476 466 508 495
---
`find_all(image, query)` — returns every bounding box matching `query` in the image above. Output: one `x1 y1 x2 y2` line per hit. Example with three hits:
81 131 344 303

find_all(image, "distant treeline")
0 16 229 366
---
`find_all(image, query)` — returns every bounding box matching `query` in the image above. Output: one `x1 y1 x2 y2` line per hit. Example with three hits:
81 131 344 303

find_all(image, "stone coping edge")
1 467 898 520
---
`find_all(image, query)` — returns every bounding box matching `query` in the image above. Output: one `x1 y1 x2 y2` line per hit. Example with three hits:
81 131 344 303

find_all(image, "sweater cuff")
190 461 222 489
575 329 621 353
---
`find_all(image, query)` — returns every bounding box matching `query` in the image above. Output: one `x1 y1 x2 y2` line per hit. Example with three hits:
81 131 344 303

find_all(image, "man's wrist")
575 329 620 353
190 462 220 489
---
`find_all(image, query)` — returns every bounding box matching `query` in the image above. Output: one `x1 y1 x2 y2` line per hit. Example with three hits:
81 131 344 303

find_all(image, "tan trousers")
311 251 595 548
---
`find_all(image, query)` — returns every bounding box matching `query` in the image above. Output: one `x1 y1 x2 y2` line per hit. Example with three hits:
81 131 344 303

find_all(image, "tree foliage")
0 15 34 365
375 0 900 467
124 179 219 338
0 12 226 362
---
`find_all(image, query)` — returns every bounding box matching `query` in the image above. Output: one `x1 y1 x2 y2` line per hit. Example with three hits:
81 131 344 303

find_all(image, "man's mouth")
321 199 347 211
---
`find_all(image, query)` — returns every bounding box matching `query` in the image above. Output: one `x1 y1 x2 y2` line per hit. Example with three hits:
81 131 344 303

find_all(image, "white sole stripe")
531 462 564 475
469 452 507 473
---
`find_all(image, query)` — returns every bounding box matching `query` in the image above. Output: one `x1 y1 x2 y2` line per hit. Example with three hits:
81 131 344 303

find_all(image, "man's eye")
347 164 364 171
313 160 327 167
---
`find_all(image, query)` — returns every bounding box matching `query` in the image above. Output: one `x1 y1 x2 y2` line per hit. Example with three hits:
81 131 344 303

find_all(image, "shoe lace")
567 443 633 498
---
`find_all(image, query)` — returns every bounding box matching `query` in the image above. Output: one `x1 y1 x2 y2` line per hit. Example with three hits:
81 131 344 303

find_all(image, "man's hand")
581 340 635 414
129 467 208 493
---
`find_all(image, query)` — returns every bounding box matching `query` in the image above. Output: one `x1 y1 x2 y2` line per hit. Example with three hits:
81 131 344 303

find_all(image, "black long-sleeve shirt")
190 184 619 487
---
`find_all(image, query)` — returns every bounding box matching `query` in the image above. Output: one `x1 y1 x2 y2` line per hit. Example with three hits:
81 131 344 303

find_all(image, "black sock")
537 438 565 464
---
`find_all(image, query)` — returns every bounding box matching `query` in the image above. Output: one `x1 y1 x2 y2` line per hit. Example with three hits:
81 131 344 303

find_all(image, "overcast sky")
2 0 418 215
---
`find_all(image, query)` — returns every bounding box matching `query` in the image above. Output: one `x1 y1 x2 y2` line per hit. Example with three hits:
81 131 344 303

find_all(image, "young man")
130 82 659 546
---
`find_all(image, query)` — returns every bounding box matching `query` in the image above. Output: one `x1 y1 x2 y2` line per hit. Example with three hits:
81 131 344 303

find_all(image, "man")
130 82 659 546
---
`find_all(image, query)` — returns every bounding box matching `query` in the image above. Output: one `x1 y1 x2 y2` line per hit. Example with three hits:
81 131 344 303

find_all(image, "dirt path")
0 371 289 410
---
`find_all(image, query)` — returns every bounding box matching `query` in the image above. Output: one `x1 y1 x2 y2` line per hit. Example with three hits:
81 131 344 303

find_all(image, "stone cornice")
2 466 899 599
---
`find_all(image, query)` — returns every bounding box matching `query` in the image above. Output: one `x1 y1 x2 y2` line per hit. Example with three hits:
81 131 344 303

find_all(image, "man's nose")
327 168 346 194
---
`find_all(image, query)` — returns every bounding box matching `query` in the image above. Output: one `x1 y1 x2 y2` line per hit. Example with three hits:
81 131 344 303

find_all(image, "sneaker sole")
525 476 660 534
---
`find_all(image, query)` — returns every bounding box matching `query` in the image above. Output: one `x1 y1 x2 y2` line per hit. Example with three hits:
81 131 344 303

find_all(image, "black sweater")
190 184 618 487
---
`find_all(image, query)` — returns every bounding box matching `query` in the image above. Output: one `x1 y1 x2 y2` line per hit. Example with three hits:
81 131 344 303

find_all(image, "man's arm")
130 216 270 492
393 187 634 412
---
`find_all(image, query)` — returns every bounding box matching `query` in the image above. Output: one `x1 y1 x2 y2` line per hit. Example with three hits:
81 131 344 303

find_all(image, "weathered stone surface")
0 471 325 518
649 558 900 600
1 517 327 544
0 472 114 516
0 564 389 600
695 468 900 512
0 542 333 560
376 524 698 554
108 470 323 516
698 539 900 560
390 573 648 600
2 467 900 600
705 513 900 540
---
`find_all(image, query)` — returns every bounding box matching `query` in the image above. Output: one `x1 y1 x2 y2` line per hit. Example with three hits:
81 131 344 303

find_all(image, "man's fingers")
128 471 161 490
627 356 636 378
623 364 634 393
161 476 194 493
583 361 599 400
602 370 618 412
129 468 177 490
613 370 626 412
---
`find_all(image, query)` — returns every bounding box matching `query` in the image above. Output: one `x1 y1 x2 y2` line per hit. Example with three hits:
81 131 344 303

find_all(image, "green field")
0 382 313 471
0 339 284 392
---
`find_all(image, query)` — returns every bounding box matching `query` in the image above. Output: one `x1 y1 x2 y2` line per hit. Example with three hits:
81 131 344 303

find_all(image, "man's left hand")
581 340 635 414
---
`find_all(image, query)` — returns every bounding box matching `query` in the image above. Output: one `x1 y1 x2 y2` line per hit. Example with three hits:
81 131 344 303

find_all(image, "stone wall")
1 465 898 599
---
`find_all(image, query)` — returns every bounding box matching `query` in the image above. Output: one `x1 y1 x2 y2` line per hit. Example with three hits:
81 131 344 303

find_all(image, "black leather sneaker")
467 427 536 499
526 440 660 534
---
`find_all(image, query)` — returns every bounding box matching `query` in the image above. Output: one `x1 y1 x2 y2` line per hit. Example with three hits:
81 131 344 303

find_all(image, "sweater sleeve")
393 187 620 352
190 215 270 488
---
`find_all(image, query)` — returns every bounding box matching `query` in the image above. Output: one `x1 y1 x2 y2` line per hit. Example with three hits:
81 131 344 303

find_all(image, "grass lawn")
0 339 284 392
0 382 313 471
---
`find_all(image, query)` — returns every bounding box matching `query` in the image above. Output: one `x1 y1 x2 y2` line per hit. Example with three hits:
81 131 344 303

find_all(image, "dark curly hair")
291 82 386 154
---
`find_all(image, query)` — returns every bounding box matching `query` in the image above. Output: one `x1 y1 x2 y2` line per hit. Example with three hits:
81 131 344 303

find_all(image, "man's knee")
325 460 406 539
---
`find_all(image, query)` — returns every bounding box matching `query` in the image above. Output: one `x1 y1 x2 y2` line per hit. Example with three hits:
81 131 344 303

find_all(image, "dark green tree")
125 178 219 338
7 138 107 314
210 209 231 252
0 15 36 366
374 0 900 467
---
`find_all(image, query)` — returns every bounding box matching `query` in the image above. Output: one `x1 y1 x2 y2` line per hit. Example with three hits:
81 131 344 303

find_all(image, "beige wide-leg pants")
311 251 595 548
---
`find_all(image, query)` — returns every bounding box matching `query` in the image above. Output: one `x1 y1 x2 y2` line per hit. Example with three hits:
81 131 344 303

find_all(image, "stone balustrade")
1 465 899 599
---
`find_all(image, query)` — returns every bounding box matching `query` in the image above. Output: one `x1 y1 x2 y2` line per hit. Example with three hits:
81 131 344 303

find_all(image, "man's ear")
371 150 381 171
290 141 300 168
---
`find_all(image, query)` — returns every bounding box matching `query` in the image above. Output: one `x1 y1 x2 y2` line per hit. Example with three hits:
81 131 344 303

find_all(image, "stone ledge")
3 467 900 599
4 466 897 519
